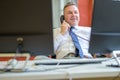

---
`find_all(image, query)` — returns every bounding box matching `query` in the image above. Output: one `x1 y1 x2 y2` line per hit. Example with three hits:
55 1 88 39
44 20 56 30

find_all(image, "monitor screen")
89 0 120 55
0 0 54 56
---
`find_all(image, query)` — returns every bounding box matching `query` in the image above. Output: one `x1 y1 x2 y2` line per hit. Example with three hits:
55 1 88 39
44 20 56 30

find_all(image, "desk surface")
0 59 120 80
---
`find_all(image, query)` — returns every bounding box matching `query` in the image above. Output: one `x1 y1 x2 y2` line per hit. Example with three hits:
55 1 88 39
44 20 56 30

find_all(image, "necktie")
69 27 84 58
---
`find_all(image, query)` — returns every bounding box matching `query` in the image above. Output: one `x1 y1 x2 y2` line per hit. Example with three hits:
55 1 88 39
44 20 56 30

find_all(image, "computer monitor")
89 0 120 55
0 0 54 56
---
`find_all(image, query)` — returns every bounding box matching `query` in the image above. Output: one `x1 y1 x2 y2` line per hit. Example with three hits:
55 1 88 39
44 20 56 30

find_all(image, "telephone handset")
60 15 65 24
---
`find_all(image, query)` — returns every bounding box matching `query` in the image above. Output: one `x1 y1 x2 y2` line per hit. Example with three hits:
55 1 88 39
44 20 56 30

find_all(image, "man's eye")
75 11 78 14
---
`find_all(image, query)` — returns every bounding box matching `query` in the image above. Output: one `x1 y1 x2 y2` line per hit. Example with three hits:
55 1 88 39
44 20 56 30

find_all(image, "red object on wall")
78 0 93 27
0 56 35 61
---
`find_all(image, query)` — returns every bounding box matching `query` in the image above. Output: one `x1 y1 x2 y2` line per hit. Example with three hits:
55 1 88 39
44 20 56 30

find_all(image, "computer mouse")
7 59 18 67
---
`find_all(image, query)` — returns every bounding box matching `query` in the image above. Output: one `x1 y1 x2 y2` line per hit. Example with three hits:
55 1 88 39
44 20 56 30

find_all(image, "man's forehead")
64 5 78 12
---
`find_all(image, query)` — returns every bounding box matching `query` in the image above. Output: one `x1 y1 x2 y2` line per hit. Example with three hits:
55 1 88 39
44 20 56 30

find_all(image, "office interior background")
0 0 93 61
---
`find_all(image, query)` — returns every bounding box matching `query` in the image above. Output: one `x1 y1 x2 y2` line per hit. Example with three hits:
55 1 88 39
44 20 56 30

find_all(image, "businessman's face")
64 5 80 26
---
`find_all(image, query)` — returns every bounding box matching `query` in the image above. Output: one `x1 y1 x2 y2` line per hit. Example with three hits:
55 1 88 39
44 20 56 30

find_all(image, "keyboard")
102 57 120 67
34 58 109 65
0 61 28 72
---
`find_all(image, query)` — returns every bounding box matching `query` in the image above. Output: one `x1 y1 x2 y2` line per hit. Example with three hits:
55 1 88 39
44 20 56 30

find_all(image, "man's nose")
72 13 76 16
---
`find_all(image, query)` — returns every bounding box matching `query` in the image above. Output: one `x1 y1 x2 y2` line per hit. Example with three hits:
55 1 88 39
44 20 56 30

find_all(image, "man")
54 2 93 59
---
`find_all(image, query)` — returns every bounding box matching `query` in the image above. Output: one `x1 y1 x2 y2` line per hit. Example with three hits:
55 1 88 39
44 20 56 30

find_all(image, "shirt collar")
73 25 79 30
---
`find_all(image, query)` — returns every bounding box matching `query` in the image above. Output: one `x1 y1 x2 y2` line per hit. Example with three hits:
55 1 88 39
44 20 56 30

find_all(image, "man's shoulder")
77 26 91 33
78 26 91 30
76 26 91 38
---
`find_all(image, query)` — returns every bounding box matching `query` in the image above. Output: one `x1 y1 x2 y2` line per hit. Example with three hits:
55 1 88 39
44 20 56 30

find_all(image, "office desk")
0 60 120 80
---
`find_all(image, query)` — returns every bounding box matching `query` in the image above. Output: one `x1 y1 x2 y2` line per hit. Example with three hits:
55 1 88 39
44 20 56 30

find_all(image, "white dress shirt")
53 26 92 59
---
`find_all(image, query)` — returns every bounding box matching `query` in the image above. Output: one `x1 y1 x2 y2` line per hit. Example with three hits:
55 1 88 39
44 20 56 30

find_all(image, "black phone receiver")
60 15 65 24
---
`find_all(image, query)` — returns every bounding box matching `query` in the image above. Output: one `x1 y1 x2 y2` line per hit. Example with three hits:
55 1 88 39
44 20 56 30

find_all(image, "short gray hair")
63 2 77 11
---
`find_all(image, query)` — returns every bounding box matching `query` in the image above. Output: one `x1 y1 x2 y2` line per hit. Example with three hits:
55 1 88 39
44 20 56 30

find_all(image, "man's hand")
60 20 71 35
